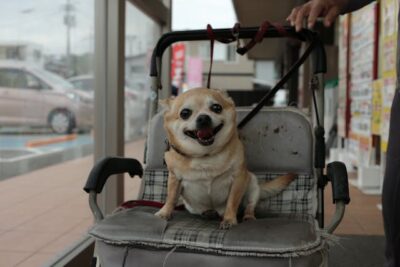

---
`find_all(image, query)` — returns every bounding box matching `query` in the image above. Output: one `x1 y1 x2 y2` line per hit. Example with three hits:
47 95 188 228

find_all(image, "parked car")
69 75 147 139
0 61 93 134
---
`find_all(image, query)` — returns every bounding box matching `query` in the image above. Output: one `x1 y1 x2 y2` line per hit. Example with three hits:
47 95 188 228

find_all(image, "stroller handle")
84 157 143 194
150 26 326 78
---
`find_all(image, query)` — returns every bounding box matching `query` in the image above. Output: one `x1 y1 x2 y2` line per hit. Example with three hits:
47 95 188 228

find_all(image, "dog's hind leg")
243 174 259 221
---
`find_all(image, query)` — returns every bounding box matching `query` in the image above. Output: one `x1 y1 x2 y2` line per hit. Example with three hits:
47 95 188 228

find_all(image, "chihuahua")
155 88 296 229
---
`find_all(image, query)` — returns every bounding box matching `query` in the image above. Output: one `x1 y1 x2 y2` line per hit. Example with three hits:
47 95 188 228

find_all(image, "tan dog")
155 88 296 229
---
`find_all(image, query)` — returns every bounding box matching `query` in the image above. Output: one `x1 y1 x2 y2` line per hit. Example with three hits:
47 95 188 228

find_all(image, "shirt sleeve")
341 0 375 14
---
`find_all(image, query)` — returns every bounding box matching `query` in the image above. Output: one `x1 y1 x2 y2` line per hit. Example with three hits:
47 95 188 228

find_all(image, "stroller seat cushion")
89 206 325 257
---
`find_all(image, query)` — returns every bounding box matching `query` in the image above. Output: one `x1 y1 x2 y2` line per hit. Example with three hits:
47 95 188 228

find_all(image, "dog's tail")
259 173 297 199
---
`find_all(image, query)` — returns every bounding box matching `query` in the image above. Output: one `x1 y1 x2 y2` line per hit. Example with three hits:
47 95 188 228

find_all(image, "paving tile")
0 210 43 231
39 232 85 253
0 190 46 212
0 201 56 230
15 252 54 267
0 251 31 267
357 216 385 235
68 218 93 236
15 212 83 233
49 202 92 220
334 221 367 235
0 230 60 252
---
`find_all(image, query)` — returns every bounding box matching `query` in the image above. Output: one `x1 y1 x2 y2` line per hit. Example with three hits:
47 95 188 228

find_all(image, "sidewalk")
0 140 144 267
0 138 383 266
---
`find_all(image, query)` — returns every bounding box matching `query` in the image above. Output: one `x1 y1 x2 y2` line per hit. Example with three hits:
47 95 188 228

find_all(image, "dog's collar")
165 139 189 157
170 144 190 157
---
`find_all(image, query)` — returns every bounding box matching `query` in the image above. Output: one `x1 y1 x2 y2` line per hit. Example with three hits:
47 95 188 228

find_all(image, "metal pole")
66 0 70 69
64 0 75 75
312 72 325 228
94 0 126 216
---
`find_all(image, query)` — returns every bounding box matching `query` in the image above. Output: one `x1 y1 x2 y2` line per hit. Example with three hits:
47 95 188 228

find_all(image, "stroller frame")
84 26 350 266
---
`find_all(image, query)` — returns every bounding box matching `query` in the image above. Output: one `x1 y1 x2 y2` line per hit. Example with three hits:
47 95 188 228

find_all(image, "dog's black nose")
196 114 212 128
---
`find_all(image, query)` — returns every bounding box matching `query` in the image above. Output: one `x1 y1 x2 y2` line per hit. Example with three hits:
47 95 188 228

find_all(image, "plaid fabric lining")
141 170 168 202
140 169 315 215
163 215 225 248
256 173 314 215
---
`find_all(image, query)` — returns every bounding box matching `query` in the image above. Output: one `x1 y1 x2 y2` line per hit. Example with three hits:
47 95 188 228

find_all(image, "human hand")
287 0 349 31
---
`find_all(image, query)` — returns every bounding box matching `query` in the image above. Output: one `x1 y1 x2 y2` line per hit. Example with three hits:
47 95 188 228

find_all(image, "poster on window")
348 2 378 165
371 79 383 135
380 0 399 78
171 43 186 89
381 78 396 151
349 2 377 137
348 133 360 165
186 57 203 89
338 15 350 137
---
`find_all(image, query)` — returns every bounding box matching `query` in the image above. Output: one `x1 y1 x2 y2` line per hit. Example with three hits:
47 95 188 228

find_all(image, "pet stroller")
84 24 350 266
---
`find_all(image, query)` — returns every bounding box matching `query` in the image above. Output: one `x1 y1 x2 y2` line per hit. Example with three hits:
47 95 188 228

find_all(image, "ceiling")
232 0 301 61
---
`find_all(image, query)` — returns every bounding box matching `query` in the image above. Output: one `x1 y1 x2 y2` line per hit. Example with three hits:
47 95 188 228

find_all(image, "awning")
232 0 299 60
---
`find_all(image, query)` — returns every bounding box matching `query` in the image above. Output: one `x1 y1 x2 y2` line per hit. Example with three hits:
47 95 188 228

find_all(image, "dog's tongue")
197 128 213 139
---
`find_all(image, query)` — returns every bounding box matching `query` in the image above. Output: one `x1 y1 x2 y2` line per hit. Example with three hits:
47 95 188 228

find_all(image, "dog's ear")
159 96 175 112
212 88 229 98
212 88 235 106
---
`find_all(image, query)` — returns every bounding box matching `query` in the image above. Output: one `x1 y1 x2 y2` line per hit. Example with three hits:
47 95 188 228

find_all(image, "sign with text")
371 79 383 135
186 57 203 89
171 43 186 89
381 78 396 152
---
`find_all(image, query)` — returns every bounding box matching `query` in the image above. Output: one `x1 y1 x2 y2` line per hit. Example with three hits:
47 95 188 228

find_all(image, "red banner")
171 43 186 88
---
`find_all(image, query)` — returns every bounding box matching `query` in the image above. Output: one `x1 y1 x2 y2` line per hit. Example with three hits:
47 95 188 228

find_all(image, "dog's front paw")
155 209 172 220
219 217 237 229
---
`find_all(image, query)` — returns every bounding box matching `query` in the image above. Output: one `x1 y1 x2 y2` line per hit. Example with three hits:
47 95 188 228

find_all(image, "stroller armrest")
84 157 143 221
327 161 350 205
83 157 143 194
325 161 350 233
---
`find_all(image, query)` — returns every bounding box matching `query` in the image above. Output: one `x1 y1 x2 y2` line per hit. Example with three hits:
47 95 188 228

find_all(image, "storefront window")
123 3 162 200
0 1 94 266
124 3 161 143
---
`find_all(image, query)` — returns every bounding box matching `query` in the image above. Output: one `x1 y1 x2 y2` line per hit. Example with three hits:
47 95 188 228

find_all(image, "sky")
172 0 237 30
0 0 236 56
0 0 94 55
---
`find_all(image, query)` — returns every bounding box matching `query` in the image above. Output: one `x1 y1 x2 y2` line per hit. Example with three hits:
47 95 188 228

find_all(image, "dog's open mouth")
184 123 224 146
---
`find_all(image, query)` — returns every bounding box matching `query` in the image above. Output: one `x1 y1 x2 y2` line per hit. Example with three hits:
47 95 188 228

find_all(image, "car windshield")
32 68 74 89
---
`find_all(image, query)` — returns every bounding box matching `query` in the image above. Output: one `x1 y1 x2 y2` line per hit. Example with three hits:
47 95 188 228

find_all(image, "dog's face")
162 88 236 157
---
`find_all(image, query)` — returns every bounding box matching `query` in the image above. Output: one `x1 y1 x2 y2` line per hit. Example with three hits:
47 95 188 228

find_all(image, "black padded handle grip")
83 157 143 194
327 161 350 204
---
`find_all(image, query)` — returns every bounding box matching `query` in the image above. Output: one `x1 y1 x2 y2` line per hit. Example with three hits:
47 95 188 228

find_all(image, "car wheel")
49 110 75 134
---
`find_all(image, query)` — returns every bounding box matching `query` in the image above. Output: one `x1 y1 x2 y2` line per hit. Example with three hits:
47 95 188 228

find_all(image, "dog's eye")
210 104 223 114
180 108 192 120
